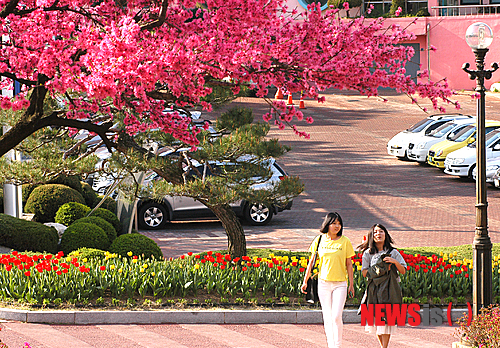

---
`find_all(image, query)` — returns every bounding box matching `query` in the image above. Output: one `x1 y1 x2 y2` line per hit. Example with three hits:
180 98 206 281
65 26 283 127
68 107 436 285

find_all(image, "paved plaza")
0 321 458 347
2 90 499 347
142 90 500 259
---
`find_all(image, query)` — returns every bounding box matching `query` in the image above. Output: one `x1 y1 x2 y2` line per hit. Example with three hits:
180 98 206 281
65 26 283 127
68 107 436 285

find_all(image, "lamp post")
462 22 498 317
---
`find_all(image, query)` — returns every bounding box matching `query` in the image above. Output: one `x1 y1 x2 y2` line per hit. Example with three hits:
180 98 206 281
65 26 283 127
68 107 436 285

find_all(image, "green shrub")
60 222 109 255
89 207 121 235
415 7 430 16
81 182 98 207
48 174 82 193
0 214 58 253
22 184 39 209
216 107 254 132
110 233 163 260
25 184 86 223
95 195 117 214
68 247 106 260
74 216 117 243
55 202 91 226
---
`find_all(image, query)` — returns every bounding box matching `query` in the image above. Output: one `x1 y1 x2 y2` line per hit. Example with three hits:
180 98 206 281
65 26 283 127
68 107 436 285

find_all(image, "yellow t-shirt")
308 235 355 282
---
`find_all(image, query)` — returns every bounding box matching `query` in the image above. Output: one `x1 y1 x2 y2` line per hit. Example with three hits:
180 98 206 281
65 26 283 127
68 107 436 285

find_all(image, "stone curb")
0 308 469 325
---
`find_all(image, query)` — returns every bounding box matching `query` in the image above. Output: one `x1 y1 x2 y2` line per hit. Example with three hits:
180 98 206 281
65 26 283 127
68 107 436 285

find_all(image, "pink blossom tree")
0 0 457 257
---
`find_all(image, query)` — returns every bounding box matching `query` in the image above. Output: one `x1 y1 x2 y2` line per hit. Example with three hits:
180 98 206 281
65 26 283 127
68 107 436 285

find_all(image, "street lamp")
462 22 498 317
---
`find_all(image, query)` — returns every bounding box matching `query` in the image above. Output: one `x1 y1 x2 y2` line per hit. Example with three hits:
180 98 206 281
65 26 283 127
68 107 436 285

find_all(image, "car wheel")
138 202 168 230
468 164 476 180
244 202 272 225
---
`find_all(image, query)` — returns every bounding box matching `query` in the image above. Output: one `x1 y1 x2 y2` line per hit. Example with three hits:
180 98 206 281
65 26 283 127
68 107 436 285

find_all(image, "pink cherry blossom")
0 0 457 156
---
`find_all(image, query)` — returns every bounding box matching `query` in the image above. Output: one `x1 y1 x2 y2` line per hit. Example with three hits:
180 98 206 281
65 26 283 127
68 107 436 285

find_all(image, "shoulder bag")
305 235 322 304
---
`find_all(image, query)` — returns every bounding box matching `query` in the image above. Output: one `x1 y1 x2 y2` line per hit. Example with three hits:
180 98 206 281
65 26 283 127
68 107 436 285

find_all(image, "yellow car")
427 120 500 168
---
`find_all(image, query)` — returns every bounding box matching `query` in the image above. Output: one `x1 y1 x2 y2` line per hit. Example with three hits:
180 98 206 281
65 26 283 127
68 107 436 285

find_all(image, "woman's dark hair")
357 224 394 254
319 212 343 236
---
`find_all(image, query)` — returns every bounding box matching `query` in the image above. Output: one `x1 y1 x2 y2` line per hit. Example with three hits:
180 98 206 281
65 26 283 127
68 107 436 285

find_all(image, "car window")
449 125 475 142
445 125 469 140
469 129 500 148
407 118 434 133
430 121 456 138
424 121 448 135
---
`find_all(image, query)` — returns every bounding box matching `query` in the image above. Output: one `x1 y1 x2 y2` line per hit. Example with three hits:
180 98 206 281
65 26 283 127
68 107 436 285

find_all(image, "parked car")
87 152 295 229
444 129 500 178
492 165 500 188
407 118 476 163
472 157 500 185
387 114 473 159
427 120 500 169
136 157 293 229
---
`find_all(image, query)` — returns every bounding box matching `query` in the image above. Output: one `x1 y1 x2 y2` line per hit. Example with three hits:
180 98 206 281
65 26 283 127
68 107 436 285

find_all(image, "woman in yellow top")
301 212 355 348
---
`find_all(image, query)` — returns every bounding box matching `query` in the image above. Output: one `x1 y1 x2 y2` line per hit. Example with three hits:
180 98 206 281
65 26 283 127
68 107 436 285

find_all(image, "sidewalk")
0 320 459 348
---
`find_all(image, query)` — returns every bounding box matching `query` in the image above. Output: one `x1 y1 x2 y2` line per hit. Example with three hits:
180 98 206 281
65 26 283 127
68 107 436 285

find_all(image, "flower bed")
1 249 500 308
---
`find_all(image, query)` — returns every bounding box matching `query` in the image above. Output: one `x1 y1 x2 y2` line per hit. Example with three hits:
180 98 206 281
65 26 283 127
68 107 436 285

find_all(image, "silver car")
136 158 293 229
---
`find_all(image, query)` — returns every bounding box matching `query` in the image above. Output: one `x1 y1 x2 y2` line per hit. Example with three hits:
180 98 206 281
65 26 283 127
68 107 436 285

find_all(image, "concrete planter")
452 340 474 348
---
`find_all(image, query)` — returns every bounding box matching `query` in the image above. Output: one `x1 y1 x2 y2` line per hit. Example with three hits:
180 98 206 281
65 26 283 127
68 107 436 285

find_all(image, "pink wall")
285 0 500 90
391 16 500 90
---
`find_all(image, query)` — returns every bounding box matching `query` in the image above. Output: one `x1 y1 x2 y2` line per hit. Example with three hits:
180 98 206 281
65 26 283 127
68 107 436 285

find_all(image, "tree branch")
0 0 20 18
140 0 169 31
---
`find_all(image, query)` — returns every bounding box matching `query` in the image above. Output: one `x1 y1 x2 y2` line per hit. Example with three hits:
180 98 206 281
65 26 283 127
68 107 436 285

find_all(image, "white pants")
318 279 347 348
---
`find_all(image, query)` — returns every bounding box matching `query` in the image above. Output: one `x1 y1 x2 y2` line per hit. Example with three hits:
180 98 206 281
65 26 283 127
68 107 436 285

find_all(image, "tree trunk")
209 203 247 258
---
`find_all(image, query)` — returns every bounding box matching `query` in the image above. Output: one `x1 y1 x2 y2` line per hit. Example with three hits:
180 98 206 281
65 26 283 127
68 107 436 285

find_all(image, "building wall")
398 16 500 90
286 0 500 90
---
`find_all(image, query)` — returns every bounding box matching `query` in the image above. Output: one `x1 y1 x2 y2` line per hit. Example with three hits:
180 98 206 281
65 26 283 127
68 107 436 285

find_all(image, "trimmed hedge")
25 184 86 223
74 216 117 243
59 222 109 255
89 207 121 235
110 233 163 260
81 182 98 208
55 202 91 226
68 247 106 260
0 214 58 253
48 174 82 194
95 195 117 214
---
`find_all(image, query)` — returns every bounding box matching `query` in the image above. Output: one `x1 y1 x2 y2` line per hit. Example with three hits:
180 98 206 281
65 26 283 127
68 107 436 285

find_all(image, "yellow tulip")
194 264 200 270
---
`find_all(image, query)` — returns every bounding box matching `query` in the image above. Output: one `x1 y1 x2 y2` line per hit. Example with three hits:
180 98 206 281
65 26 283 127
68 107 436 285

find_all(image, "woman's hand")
348 283 355 297
383 256 406 275
301 280 309 294
383 256 396 264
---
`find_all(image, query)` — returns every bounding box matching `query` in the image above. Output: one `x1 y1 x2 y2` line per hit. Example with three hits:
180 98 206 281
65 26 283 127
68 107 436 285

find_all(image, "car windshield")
468 129 500 148
407 118 434 133
429 121 457 138
448 125 475 142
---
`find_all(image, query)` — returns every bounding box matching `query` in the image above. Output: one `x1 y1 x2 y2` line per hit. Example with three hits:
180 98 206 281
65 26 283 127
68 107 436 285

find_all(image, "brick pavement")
140 90 500 259
0 321 459 348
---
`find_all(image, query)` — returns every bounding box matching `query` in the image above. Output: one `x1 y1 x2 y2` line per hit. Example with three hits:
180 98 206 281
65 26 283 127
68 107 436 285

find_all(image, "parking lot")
141 89 500 259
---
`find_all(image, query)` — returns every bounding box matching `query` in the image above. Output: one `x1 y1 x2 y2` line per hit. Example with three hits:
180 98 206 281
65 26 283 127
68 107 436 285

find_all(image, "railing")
430 4 500 16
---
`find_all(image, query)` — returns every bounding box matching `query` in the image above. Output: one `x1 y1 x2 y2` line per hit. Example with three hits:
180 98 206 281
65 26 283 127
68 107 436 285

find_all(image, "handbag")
305 235 322 304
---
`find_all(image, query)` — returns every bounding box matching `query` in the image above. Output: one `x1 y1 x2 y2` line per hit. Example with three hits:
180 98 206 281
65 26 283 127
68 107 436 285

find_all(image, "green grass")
400 244 500 260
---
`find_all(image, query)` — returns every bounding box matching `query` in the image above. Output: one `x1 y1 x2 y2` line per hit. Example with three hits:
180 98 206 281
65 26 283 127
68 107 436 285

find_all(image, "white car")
472 157 500 184
444 129 500 178
407 118 476 163
387 114 474 159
